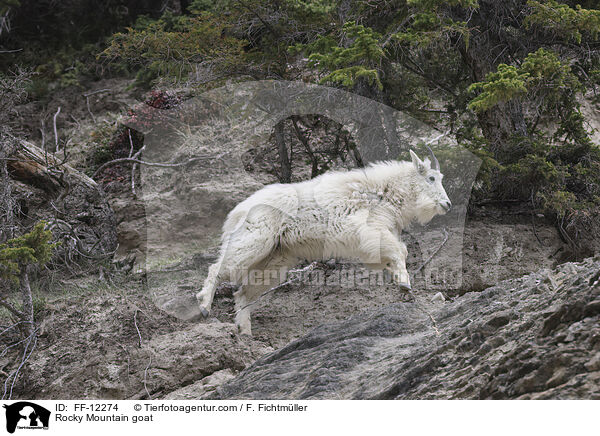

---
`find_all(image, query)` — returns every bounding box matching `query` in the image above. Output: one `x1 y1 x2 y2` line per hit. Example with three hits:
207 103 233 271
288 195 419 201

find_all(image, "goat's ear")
410 150 426 174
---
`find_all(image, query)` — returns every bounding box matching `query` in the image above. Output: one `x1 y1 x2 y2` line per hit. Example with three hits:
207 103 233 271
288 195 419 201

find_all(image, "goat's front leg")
358 227 411 291
388 239 410 290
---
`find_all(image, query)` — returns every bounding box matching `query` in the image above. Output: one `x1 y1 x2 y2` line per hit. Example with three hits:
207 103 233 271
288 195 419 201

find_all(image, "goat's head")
409 148 452 223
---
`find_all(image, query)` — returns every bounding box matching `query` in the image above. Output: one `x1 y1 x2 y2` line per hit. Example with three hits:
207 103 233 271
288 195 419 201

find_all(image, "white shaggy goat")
197 149 451 335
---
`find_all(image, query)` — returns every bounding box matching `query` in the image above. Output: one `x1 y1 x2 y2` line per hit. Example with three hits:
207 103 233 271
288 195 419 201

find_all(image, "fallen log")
5 140 118 266
8 140 97 194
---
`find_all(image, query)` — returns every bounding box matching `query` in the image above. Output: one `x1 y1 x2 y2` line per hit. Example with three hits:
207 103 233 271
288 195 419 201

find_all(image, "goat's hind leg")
234 289 252 335
232 252 297 335
196 261 223 317
198 225 279 318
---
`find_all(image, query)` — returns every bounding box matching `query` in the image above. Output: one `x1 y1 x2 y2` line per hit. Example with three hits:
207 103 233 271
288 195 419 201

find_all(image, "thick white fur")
197 151 451 335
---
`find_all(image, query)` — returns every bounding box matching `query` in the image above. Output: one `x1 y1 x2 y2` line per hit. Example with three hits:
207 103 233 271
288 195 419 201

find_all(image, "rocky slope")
4 80 594 401
12 255 599 400
207 257 600 400
11 280 271 400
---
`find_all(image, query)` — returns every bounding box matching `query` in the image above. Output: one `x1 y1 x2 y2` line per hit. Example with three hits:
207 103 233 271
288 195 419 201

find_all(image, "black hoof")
398 282 412 292
199 307 210 318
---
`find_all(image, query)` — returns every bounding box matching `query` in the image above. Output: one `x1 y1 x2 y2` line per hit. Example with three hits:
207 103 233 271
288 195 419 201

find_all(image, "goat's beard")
414 197 441 225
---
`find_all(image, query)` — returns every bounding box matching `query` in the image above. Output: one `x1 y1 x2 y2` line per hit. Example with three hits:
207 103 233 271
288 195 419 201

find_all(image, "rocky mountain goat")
197 148 451 335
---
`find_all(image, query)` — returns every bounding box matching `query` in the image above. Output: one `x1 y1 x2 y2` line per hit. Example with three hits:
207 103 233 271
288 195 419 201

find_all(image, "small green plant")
25 76 50 100
0 221 57 282
0 221 58 337
89 121 119 171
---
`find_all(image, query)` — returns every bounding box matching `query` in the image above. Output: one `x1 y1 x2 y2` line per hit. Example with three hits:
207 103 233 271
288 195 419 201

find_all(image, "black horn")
426 146 439 171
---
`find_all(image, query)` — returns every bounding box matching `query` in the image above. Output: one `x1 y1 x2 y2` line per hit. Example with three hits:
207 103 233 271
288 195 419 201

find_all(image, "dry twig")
2 328 39 400
235 261 319 314
143 356 152 399
53 106 61 152
413 228 450 275
92 154 212 180
134 310 143 347
0 297 24 319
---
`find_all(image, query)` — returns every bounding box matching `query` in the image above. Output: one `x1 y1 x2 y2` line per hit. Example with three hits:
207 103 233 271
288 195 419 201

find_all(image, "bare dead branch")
86 96 95 123
0 321 29 337
143 355 152 399
53 107 61 152
92 154 214 180
83 89 111 97
39 119 46 151
2 327 38 400
413 228 450 275
235 261 320 314
134 310 143 347
127 129 134 158
274 120 291 183
0 296 25 319
131 145 145 196
292 116 319 178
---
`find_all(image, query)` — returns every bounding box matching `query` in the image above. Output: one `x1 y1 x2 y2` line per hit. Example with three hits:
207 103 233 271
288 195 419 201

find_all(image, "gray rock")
210 258 600 399
164 369 236 399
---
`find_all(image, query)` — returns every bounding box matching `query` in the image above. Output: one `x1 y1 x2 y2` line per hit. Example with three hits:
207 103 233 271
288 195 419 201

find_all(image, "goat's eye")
429 176 435 182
